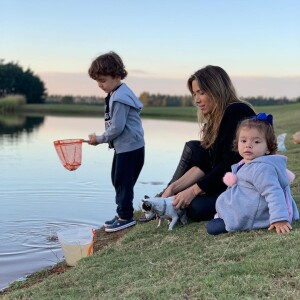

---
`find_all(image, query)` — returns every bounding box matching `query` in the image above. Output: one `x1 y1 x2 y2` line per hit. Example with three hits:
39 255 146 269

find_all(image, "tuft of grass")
0 95 26 113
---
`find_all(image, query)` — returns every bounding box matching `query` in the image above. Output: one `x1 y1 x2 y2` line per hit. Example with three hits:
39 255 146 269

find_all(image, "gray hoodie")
216 155 299 232
96 83 145 154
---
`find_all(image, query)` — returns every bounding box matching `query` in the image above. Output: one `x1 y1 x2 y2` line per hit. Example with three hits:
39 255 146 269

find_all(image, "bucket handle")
88 229 97 256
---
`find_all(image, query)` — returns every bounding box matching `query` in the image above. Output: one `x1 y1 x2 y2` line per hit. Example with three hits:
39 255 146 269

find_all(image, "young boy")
88 51 145 232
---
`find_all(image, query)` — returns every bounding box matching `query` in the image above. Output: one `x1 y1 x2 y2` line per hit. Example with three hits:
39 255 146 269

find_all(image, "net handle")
54 139 89 145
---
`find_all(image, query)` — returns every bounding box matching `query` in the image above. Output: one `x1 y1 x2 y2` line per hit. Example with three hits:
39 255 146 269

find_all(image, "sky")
1 0 300 98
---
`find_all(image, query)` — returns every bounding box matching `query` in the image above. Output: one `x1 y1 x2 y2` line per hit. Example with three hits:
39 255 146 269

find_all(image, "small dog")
141 196 187 231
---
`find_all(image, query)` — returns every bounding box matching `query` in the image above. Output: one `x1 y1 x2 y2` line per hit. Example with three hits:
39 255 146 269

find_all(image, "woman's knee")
185 141 211 172
186 195 218 222
187 202 215 222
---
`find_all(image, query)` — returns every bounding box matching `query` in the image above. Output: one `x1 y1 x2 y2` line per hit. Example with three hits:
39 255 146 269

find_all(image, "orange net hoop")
54 139 84 171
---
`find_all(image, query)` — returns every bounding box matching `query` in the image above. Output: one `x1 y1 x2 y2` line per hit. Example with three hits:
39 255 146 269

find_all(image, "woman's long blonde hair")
187 65 249 149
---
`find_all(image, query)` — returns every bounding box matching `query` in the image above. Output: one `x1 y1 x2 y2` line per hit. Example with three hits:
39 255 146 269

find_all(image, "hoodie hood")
110 83 143 111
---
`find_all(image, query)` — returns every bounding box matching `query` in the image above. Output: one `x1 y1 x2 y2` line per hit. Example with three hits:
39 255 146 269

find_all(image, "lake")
0 114 199 290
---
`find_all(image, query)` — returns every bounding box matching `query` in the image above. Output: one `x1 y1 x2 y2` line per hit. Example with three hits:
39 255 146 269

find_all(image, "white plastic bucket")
57 226 95 266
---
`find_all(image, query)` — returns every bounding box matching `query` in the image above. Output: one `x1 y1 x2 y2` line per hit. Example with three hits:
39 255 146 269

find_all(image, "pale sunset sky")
1 0 300 98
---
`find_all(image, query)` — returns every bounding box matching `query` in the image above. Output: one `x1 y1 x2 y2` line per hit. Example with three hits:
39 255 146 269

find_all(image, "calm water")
0 115 199 290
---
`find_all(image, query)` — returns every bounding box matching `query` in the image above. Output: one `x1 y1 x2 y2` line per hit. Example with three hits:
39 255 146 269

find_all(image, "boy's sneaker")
105 218 136 232
104 216 118 227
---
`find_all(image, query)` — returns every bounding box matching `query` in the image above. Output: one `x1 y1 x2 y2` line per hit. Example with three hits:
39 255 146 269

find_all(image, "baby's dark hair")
233 118 278 154
88 51 128 80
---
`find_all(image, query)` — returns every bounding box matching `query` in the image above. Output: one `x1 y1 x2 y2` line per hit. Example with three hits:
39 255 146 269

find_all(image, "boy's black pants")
111 147 144 220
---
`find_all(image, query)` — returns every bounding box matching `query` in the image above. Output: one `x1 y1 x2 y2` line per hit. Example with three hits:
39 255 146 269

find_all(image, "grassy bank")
22 103 198 121
2 103 300 299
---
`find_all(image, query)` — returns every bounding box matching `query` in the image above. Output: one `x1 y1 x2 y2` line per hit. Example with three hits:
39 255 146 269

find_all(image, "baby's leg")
206 218 228 235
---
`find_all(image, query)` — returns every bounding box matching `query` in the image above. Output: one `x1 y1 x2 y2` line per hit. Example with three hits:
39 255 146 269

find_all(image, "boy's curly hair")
88 51 128 80
233 118 278 154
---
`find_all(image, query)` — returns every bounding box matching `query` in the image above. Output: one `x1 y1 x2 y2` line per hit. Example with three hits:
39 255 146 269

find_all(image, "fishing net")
54 139 85 171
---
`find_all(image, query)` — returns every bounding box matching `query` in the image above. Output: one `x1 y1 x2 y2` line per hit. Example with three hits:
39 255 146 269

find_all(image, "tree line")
1 60 299 106
139 92 300 107
46 93 300 107
0 60 46 103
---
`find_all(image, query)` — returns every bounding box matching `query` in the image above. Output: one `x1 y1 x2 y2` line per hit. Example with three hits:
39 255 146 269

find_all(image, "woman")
159 65 255 221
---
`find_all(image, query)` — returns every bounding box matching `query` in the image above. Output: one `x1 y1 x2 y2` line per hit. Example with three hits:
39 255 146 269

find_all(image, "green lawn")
3 102 300 300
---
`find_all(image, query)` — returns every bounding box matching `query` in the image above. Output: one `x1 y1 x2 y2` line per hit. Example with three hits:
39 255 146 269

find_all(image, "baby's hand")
268 221 292 234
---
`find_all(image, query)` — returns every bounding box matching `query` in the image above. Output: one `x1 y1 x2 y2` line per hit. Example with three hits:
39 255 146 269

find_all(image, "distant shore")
21 103 198 121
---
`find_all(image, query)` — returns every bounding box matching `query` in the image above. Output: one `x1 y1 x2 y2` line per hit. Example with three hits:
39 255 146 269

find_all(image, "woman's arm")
172 183 203 209
161 167 205 209
162 166 205 197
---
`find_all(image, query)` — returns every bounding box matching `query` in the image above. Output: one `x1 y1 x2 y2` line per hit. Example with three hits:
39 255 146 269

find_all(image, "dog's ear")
142 200 152 211
144 195 150 199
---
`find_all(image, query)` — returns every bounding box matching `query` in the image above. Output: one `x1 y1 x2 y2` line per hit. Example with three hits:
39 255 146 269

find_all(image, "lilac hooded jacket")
216 155 299 232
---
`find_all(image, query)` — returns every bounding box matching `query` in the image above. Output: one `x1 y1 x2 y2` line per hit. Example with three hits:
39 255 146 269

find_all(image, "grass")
1 102 300 299
0 95 26 113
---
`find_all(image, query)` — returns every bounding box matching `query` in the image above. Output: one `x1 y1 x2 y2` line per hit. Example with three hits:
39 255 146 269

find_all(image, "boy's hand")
88 134 99 146
268 221 292 234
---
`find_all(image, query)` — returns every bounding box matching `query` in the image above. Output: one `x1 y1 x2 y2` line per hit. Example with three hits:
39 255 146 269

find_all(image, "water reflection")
0 114 44 138
0 114 199 291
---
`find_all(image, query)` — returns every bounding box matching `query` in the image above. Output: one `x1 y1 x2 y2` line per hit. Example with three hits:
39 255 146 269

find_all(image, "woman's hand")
268 221 292 234
161 184 174 198
172 185 198 210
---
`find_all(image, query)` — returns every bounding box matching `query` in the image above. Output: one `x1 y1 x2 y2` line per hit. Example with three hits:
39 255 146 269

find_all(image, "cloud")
128 69 152 76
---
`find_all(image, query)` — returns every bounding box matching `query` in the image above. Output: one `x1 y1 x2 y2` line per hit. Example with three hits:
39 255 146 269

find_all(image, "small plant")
0 94 26 114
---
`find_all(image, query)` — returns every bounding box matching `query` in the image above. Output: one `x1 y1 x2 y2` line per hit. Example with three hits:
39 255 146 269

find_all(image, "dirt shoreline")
0 226 131 295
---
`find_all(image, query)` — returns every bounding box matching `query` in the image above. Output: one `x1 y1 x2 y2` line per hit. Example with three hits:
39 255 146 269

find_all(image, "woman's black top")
197 102 255 195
